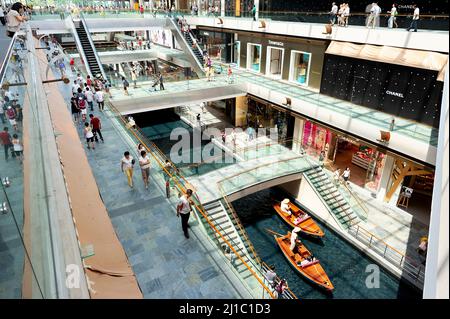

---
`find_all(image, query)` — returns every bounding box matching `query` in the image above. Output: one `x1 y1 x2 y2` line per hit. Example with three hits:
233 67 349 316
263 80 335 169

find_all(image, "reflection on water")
233 187 421 299
140 118 235 177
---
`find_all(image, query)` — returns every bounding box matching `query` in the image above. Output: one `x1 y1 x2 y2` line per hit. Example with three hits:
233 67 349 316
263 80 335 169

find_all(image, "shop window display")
302 120 333 160
290 51 311 86
248 44 261 72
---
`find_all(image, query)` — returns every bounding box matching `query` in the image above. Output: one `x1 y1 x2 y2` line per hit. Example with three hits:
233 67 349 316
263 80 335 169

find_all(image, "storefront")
194 29 234 63
294 118 388 193
247 43 262 72
289 50 312 86
321 41 447 128
244 96 295 142
237 33 326 90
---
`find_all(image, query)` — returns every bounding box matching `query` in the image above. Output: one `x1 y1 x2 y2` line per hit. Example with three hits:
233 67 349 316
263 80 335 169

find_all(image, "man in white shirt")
280 198 292 216
290 227 302 252
85 87 94 111
367 2 381 28
407 4 420 32
329 2 338 25
177 189 193 238
76 73 84 87
94 88 104 111
72 80 80 95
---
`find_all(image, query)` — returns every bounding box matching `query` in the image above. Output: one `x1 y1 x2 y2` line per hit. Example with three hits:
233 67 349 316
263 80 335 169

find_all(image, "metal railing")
105 102 276 299
348 224 425 286
219 186 263 266
261 262 298 299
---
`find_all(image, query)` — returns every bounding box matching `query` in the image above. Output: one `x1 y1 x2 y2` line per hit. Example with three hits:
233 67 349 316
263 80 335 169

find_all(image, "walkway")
54 68 252 298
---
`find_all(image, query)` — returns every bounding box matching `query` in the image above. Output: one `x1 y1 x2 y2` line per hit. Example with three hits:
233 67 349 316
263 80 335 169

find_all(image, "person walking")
341 167 351 184
0 127 12 161
6 106 17 131
89 114 104 143
407 4 420 32
121 151 135 188
139 150 151 189
158 73 165 90
0 99 6 124
131 69 138 88
122 76 130 95
84 122 95 150
0 5 6 26
342 3 350 27
227 65 233 84
329 2 338 25
11 133 23 163
251 4 256 21
387 4 398 28
85 87 94 111
177 189 193 238
367 2 381 29
70 94 80 123
94 87 105 111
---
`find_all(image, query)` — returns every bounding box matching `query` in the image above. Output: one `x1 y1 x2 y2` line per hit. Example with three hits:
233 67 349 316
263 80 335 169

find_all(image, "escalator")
71 15 106 80
166 17 205 77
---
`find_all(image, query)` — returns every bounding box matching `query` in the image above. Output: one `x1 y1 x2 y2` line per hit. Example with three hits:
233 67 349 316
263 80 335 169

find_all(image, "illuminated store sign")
268 40 284 47
385 90 404 98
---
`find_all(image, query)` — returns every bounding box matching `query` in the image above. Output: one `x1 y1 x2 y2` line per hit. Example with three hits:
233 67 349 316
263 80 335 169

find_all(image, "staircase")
73 18 103 78
304 167 359 229
203 200 264 295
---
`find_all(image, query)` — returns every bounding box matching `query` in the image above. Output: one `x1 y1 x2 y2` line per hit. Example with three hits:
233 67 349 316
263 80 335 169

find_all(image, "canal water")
232 187 422 299
136 110 236 177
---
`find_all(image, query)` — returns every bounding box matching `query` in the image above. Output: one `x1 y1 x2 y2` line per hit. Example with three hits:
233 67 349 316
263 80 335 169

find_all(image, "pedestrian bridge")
187 153 319 204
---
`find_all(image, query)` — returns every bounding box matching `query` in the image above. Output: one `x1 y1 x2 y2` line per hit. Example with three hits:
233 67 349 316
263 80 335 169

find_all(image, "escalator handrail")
79 12 108 81
167 16 205 73
0 32 19 85
66 15 93 76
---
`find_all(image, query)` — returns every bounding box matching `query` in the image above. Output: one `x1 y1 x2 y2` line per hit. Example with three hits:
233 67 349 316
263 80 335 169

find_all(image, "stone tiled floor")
55 69 248 298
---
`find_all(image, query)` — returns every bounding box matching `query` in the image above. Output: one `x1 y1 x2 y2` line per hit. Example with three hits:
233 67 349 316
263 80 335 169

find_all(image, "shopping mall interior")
0 0 448 300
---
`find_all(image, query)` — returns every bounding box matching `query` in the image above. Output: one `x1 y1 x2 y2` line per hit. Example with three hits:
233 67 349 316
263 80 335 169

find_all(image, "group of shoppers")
329 2 420 31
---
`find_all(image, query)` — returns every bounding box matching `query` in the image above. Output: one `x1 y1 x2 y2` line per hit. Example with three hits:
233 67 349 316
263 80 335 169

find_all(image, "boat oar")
265 228 285 237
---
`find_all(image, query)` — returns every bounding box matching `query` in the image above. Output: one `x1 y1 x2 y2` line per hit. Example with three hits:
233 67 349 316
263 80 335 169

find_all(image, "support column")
377 154 395 201
254 0 259 20
424 63 449 299
221 0 225 17
292 117 304 155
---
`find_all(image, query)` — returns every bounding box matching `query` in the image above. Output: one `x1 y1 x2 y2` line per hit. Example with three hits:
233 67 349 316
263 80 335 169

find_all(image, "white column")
377 155 395 201
254 0 259 20
423 63 449 299
292 117 304 154
221 0 225 17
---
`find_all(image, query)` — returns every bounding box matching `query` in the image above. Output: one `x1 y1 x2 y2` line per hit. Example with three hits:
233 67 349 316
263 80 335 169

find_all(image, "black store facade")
320 41 447 128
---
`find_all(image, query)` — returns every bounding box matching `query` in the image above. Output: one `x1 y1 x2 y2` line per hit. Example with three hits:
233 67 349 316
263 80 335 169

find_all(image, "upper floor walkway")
27 11 449 53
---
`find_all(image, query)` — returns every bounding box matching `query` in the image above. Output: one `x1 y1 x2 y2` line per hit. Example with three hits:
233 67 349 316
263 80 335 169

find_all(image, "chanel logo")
386 90 404 98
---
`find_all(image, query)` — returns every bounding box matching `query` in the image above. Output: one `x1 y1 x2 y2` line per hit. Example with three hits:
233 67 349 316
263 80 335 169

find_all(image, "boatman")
280 198 292 216
290 227 302 252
